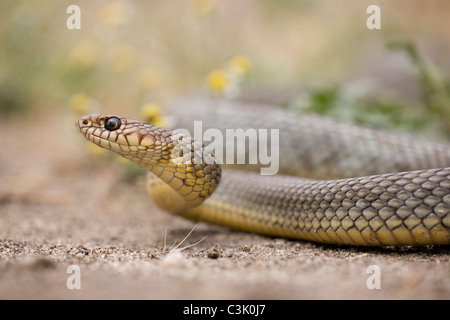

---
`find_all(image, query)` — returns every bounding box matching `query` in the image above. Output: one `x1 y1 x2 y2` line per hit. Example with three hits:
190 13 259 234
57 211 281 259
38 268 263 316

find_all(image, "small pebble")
160 250 186 268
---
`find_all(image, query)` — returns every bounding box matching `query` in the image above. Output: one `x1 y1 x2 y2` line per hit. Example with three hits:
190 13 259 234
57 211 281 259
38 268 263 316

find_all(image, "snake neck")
136 131 222 212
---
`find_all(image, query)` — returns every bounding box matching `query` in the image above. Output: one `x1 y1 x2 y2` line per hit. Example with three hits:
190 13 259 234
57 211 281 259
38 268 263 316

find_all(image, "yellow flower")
69 93 100 117
108 44 137 73
137 68 160 91
69 40 100 68
69 93 90 115
140 103 166 128
98 1 131 28
191 0 215 14
206 69 228 92
229 55 251 75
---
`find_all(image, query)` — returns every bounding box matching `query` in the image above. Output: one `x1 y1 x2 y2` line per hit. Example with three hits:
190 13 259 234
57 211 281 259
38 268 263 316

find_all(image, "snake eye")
104 117 121 131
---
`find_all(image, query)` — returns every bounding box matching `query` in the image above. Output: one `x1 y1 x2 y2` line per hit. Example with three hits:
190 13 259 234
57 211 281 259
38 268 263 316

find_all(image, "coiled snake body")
76 105 450 246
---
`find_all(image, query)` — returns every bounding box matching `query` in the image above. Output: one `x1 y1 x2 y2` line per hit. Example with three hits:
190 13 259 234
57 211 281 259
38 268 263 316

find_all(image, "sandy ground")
0 112 449 300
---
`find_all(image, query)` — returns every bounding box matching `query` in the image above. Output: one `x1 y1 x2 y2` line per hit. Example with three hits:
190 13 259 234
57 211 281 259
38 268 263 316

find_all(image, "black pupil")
105 117 121 131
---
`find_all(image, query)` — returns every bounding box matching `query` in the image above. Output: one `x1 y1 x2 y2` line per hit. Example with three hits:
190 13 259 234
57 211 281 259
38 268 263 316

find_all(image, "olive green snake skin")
76 101 450 246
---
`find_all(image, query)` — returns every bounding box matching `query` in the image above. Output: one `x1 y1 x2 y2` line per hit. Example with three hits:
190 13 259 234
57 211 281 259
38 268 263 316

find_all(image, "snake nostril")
82 119 89 125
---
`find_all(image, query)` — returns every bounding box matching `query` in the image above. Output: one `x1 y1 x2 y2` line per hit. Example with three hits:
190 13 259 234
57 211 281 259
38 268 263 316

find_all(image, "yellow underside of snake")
75 113 450 246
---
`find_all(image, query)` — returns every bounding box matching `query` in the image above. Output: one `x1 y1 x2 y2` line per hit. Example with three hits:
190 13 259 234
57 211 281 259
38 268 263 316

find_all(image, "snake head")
76 114 222 208
75 114 162 151
75 114 219 167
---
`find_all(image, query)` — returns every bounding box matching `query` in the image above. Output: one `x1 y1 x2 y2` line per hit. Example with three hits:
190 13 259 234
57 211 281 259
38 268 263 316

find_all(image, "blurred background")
1 0 450 138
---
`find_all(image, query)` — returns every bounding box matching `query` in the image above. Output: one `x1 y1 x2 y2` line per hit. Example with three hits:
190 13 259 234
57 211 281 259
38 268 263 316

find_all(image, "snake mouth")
75 115 96 134
74 118 83 133
75 115 113 149
75 117 95 141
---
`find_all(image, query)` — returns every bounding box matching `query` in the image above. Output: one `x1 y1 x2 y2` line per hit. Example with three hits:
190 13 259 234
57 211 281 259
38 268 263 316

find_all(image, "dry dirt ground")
0 112 449 300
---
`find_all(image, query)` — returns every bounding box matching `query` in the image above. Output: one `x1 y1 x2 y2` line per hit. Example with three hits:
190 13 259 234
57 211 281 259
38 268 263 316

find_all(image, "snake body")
171 99 450 179
76 110 450 246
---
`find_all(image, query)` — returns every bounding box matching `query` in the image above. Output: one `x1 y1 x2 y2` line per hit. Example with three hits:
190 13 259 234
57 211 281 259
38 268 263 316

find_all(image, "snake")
75 105 450 246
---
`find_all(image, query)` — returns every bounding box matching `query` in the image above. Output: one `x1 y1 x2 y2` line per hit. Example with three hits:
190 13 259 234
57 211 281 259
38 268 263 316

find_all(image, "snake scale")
76 100 450 246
